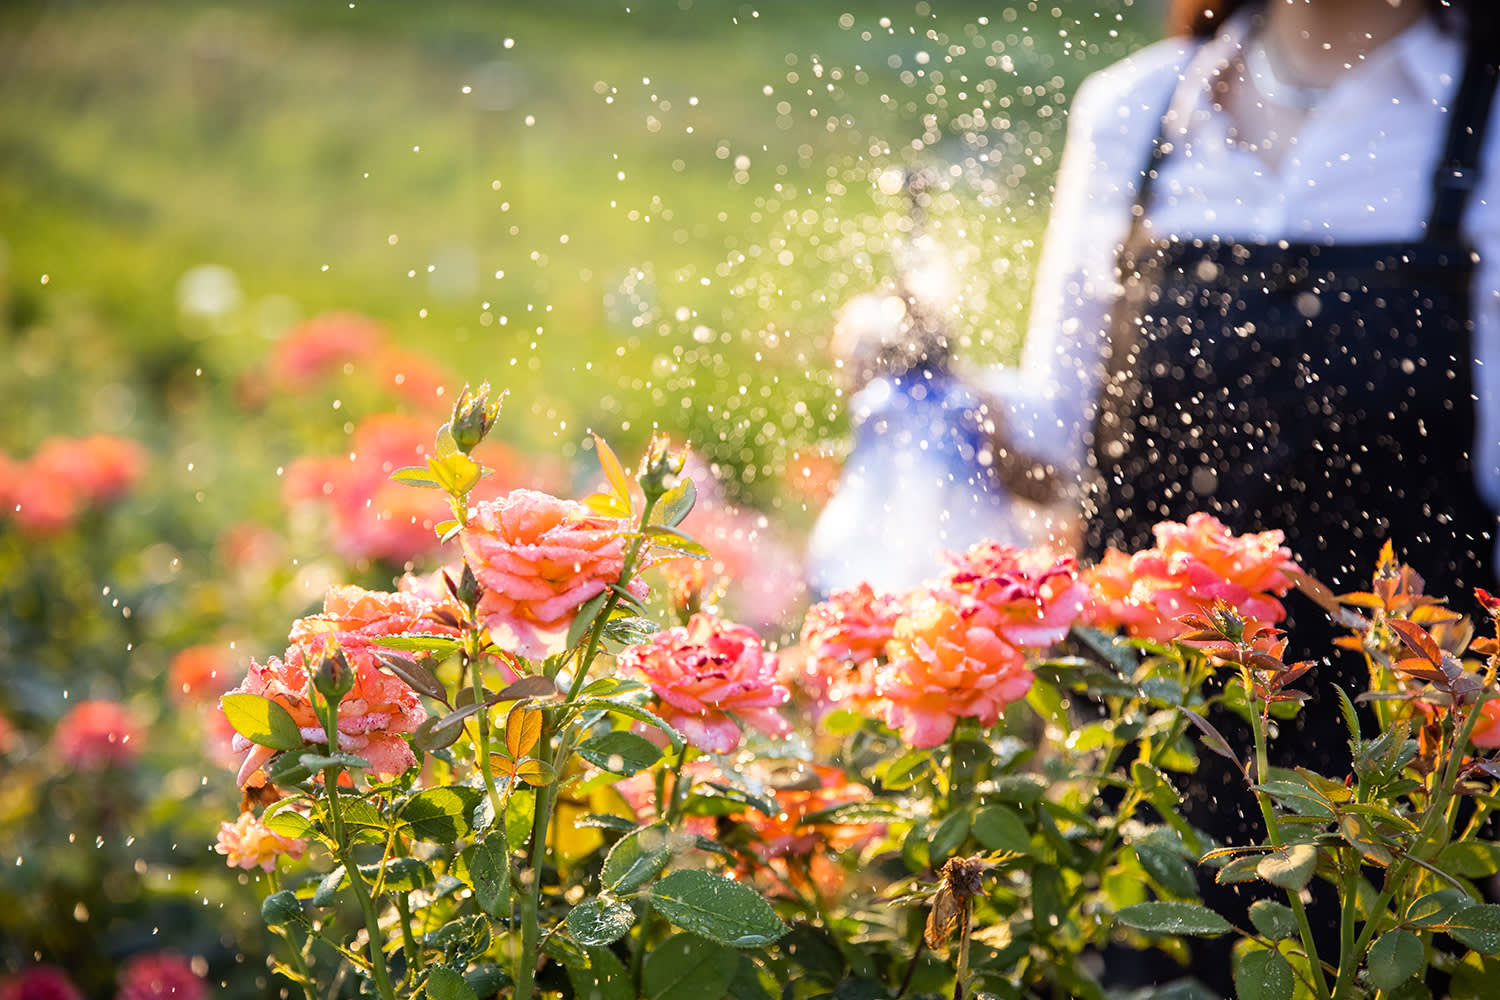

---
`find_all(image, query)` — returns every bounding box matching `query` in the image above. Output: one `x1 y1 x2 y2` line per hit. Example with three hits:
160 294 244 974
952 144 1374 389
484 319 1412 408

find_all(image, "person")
811 0 1500 989
998 0 1500 989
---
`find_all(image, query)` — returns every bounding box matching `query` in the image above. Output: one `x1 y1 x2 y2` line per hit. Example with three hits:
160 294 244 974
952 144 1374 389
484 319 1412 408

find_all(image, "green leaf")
1338 813 1394 867
1368 930 1426 993
390 465 442 489
464 831 510 916
1233 948 1294 1000
650 477 697 528
579 700 684 752
602 822 673 894
565 946 634 1000
566 589 612 653
261 891 304 927
1256 843 1319 891
642 524 711 560
1217 855 1267 885
374 634 464 658
221 693 304 751
313 865 346 907
1447 903 1500 954
1438 841 1500 879
366 856 435 892
988 775 1047 807
1115 902 1233 937
643 932 737 1000
263 804 318 840
801 800 900 826
1248 900 1297 941
426 964 479 1000
1407 888 1473 928
929 810 971 864
649 869 788 947
1136 843 1198 899
972 805 1030 854
399 785 484 843
566 897 637 947
882 748 936 791
297 752 371 773
578 730 664 776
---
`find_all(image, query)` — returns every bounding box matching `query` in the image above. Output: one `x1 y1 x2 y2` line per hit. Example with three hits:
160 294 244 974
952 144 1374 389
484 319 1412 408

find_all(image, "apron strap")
1427 35 1499 243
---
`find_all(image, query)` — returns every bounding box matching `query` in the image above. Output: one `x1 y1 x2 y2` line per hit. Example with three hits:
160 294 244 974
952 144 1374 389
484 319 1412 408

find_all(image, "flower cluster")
787 543 1088 748
1084 513 1298 642
1 434 146 538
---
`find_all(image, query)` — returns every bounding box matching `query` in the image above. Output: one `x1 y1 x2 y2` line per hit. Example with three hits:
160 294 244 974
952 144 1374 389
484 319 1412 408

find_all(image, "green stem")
1244 666 1330 1000
272 928 321 1000
325 770 397 1000
514 716 557 1000
564 494 658 704
471 649 505 820
396 893 421 980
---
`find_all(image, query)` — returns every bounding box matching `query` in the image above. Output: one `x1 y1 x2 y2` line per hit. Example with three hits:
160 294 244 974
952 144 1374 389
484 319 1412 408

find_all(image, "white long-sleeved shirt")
991 9 1500 560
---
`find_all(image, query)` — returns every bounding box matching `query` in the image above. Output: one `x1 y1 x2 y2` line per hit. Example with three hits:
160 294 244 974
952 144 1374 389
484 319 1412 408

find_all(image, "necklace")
1243 35 1328 112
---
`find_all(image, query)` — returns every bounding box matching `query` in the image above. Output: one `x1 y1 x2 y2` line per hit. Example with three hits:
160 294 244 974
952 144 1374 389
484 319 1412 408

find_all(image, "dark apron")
1084 35 1499 990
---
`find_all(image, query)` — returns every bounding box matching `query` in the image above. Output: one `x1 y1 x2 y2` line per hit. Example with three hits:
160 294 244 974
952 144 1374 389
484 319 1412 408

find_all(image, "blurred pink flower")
269 312 387 386
463 489 644 660
1084 514 1298 643
1464 698 1500 750
940 542 1088 648
0 712 15 754
288 583 461 657
4 435 146 537
282 413 448 564
115 951 207 1000
224 647 425 788
372 347 453 411
53 699 143 770
214 811 308 874
168 645 237 707
795 583 901 709
619 612 789 754
875 596 1033 748
0 966 83 1000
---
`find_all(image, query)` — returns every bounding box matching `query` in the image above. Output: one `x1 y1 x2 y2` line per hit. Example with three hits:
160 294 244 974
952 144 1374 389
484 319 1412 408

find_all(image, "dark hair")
1168 0 1499 42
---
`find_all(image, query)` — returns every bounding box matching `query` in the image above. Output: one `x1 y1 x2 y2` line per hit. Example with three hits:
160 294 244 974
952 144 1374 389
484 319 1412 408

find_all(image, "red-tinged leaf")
1288 569 1340 615
1471 638 1500 657
1393 658 1448 684
1389 619 1443 667
505 704 543 760
494 675 558 702
592 435 632 511
1338 593 1386 610
489 752 518 781
1477 588 1500 613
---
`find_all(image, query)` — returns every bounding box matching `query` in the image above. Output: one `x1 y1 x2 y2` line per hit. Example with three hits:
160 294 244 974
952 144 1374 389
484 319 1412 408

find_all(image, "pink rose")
115 951 207 1000
619 613 789 754
289 583 461 657
795 583 901 710
214 811 308 874
53 700 143 770
223 647 425 788
940 542 1088 648
463 489 645 660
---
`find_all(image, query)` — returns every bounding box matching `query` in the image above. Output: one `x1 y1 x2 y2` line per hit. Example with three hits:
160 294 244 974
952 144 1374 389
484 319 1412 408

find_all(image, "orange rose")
463 489 644 660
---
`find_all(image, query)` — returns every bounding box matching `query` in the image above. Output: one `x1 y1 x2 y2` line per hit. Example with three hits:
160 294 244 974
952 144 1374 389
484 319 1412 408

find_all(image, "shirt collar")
1165 5 1463 126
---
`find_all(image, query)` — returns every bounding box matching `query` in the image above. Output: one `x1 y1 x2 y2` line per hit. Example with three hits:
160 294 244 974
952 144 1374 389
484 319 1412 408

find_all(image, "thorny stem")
1332 691 1494 1000
514 714 556 1000
1243 663 1329 1000
395 894 421 979
470 647 505 821
315 686 397 1000
565 493 659 705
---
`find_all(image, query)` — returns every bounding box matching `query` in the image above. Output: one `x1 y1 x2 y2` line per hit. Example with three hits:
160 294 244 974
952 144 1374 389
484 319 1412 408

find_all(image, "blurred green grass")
0 0 1151 474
